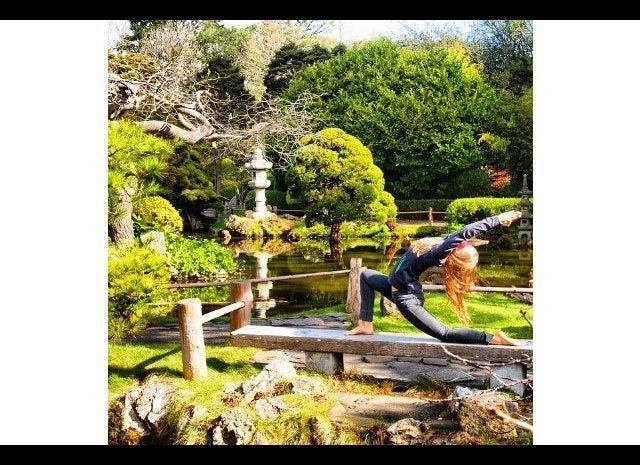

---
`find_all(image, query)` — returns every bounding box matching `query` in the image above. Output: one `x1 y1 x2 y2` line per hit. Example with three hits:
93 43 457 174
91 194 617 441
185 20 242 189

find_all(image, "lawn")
278 291 533 339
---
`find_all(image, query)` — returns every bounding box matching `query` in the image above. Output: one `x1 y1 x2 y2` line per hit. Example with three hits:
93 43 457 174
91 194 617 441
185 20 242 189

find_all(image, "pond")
175 235 533 319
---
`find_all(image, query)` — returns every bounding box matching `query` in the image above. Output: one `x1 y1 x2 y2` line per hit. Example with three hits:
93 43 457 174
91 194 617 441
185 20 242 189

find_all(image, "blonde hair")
443 246 478 326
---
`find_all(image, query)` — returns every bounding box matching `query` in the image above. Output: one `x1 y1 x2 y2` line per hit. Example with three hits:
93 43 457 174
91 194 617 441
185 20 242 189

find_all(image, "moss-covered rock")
225 214 294 239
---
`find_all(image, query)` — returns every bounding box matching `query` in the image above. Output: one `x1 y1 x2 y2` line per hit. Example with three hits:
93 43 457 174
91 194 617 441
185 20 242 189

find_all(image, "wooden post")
346 258 365 326
177 298 208 381
428 207 433 225
230 280 253 331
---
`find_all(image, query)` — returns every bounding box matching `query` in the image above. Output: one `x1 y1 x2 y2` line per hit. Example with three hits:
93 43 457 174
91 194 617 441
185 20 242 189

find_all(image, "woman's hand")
497 210 522 227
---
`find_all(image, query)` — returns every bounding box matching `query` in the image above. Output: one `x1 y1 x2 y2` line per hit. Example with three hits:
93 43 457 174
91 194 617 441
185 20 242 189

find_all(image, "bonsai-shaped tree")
286 128 397 247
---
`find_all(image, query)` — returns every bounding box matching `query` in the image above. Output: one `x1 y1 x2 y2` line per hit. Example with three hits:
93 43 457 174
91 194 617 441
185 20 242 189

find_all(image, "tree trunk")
329 223 343 266
110 186 135 249
330 223 341 246
214 158 221 197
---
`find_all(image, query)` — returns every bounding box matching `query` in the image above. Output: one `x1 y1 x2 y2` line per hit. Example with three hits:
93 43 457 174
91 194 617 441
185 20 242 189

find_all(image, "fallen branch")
487 405 534 433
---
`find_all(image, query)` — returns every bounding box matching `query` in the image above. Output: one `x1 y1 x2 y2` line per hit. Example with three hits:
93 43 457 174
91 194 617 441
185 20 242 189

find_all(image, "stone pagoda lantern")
244 147 273 220
518 174 533 241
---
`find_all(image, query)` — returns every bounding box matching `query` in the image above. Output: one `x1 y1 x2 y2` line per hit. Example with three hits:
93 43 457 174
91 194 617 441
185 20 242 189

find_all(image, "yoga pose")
346 210 523 346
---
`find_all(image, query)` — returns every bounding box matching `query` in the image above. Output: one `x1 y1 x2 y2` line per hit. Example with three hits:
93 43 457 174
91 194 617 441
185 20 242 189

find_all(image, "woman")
346 210 523 346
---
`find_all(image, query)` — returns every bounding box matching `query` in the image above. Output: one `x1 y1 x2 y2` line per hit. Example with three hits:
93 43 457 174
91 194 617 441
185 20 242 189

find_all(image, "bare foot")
489 330 522 346
345 321 374 336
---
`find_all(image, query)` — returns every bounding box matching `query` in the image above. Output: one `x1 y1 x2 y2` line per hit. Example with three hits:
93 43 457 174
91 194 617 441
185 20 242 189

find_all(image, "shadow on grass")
205 357 261 373
109 347 183 380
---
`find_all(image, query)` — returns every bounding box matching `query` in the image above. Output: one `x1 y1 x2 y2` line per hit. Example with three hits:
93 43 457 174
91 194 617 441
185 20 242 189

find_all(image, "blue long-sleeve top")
388 216 501 294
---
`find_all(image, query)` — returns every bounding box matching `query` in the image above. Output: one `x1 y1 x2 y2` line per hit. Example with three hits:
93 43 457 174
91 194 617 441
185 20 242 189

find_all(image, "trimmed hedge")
445 197 531 224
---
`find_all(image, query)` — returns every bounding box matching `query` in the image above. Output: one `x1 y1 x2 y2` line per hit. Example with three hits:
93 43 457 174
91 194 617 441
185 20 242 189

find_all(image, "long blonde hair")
411 238 478 326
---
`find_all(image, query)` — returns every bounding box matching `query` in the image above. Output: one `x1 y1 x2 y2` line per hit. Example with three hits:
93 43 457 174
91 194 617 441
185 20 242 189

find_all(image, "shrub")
435 168 493 199
108 244 172 341
166 234 236 281
395 199 454 212
133 196 183 234
446 197 527 224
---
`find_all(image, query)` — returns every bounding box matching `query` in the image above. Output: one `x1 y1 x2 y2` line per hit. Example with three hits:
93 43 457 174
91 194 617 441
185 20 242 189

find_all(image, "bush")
435 168 493 199
108 244 172 341
166 234 236 281
446 197 527 224
133 196 183 234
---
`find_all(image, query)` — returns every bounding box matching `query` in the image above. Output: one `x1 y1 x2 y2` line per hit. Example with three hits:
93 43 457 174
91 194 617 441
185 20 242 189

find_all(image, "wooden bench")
230 325 533 395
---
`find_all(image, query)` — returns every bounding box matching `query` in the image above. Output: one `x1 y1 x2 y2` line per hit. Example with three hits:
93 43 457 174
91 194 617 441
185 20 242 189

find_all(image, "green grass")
279 292 532 339
108 342 261 404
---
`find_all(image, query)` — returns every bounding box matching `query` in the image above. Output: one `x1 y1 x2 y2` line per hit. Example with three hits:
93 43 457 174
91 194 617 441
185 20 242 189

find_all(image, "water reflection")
253 251 276 318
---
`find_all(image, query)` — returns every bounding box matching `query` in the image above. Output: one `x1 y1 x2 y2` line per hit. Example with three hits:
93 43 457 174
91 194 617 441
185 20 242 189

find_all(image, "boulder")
122 375 174 438
387 418 431 445
208 408 255 445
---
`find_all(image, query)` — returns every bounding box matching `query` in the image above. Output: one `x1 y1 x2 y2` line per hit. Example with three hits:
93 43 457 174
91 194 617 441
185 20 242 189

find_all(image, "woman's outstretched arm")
426 210 522 262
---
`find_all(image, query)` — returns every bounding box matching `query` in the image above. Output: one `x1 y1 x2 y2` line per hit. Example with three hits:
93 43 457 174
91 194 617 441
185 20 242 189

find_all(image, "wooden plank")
201 301 244 324
230 326 533 363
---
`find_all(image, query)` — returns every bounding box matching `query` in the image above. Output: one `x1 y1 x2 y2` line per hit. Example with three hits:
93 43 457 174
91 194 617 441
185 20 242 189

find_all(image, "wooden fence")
175 259 533 380
396 208 446 224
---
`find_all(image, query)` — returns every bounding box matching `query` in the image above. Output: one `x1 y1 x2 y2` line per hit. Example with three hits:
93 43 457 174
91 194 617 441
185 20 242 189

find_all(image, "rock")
223 382 241 393
380 297 402 317
290 376 328 396
219 229 231 243
238 359 297 401
271 317 324 327
387 418 431 445
253 396 289 420
506 292 534 304
451 389 519 439
308 416 332 445
251 350 306 367
422 358 449 366
208 408 255 445
282 213 302 221
330 393 446 425
140 231 166 255
388 361 479 386
397 357 422 363
362 355 396 364
122 375 174 438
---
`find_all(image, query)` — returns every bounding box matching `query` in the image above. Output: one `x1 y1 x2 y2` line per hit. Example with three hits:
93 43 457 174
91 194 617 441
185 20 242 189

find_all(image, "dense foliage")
445 197 524 224
108 244 172 341
133 196 183 233
166 234 236 281
395 199 454 212
286 128 396 241
284 39 500 199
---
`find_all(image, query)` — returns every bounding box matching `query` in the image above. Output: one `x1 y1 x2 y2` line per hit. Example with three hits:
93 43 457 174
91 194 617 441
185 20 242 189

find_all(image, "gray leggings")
358 269 491 345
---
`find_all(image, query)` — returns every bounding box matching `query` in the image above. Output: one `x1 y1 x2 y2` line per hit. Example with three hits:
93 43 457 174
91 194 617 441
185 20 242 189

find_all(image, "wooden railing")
175 258 533 380
396 208 446 225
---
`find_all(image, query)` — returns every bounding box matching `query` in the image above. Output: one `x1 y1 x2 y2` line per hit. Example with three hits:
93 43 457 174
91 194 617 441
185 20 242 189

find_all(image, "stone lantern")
518 174 533 241
244 147 272 220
